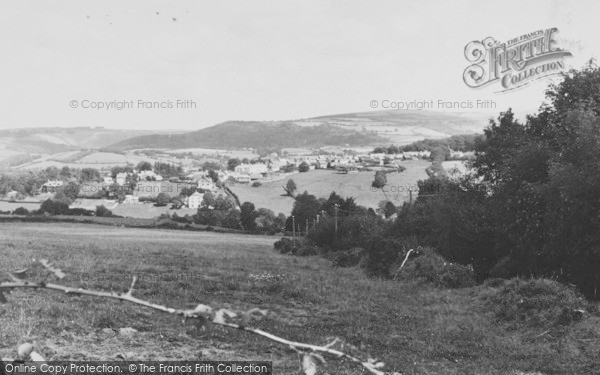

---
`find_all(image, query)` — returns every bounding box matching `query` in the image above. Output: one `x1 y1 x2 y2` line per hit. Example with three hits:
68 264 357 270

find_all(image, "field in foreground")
1 223 599 374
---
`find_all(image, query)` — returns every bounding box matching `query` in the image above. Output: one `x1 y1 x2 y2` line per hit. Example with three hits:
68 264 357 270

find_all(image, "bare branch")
0 273 390 375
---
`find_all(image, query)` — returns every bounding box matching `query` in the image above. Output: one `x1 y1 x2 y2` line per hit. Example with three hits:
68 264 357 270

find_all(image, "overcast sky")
0 0 598 130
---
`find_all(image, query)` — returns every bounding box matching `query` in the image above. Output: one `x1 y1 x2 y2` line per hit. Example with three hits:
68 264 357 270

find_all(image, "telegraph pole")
409 188 413 206
292 215 296 244
334 204 339 240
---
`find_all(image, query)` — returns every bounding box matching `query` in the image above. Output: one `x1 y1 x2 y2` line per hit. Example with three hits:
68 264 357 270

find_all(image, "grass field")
231 160 430 215
1 222 599 374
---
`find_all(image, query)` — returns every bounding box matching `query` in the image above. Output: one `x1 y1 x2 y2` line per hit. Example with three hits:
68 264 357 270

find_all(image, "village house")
5 190 19 200
138 170 163 181
41 180 64 193
187 191 204 209
197 178 217 192
234 163 268 175
134 181 195 198
115 173 128 186
123 195 140 204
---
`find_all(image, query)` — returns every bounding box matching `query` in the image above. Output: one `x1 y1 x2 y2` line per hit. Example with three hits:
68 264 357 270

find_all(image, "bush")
326 247 365 268
273 238 295 254
95 205 113 217
480 278 587 328
395 248 475 288
12 207 29 216
251 181 262 187
363 238 405 278
292 244 318 256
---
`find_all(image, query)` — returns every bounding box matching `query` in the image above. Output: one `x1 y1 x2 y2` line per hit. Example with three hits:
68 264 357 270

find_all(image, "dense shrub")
292 244 319 256
12 207 29 216
363 238 406 278
480 278 587 328
397 248 475 288
273 238 295 254
326 247 365 268
95 205 113 217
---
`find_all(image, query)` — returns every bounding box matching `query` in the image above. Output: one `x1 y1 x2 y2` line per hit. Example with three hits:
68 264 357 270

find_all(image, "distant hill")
0 127 158 154
106 110 492 151
104 121 385 151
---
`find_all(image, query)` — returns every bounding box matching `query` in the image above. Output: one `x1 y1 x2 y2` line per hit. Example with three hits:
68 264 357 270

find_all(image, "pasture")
231 160 430 215
1 222 599 374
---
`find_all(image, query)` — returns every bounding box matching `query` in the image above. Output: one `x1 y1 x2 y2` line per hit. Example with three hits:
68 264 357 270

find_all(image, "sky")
0 0 598 130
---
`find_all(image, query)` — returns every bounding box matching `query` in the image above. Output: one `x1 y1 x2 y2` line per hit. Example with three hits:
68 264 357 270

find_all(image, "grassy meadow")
231 160 430 215
1 222 600 374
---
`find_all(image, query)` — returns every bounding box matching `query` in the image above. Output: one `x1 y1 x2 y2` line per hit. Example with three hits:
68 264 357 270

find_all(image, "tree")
171 196 184 209
95 205 113 217
284 179 297 197
240 202 258 231
227 158 241 171
371 171 387 189
282 164 296 173
378 200 396 218
39 199 69 215
202 192 216 208
12 207 29 216
109 183 127 203
136 161 153 171
298 161 310 172
80 168 101 182
207 169 219 183
288 191 321 232
60 166 71 179
63 181 80 201
154 162 183 179
156 192 170 207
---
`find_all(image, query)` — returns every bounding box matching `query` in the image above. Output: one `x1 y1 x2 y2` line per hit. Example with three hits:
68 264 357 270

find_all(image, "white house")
41 180 64 193
197 178 217 192
187 191 204 209
235 163 268 175
116 173 128 186
123 195 140 204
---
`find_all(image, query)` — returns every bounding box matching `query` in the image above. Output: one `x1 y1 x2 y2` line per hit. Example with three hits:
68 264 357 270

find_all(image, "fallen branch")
0 261 391 375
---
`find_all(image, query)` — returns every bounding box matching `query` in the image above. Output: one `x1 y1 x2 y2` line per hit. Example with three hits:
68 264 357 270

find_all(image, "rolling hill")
105 110 492 151
104 121 385 151
0 127 161 154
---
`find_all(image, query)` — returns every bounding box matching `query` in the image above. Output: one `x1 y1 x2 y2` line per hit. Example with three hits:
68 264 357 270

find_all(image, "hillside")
0 127 160 153
302 110 491 145
105 121 385 151
105 110 491 151
0 127 166 167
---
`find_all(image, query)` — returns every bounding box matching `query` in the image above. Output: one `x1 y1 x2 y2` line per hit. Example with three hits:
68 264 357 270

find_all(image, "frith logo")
463 28 572 92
